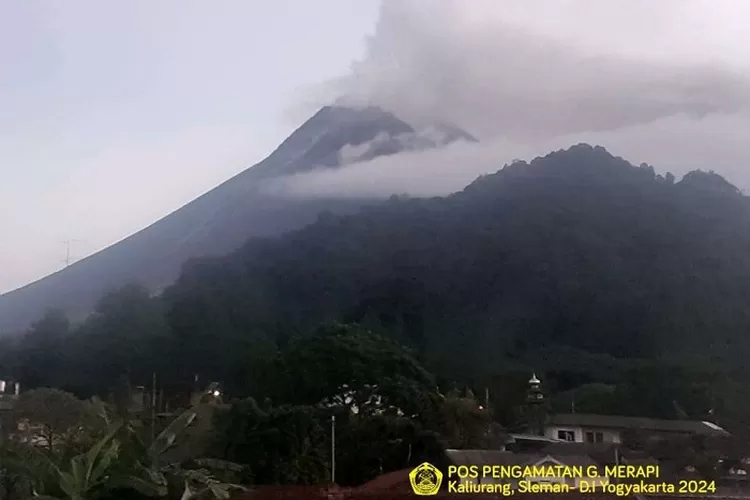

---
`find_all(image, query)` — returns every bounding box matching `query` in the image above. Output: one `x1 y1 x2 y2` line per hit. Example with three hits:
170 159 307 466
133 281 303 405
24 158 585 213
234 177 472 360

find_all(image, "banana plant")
120 407 246 500
106 408 196 497
177 468 246 500
20 406 245 500
28 425 123 500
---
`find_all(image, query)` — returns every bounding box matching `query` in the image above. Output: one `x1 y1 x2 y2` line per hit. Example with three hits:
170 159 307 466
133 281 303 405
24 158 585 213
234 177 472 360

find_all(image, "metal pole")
331 415 336 484
152 372 157 410
151 372 157 441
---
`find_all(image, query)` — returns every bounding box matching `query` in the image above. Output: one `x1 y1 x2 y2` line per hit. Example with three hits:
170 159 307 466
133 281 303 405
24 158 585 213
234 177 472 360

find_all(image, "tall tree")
12 388 86 451
270 323 436 417
64 284 171 396
213 398 328 486
16 309 70 389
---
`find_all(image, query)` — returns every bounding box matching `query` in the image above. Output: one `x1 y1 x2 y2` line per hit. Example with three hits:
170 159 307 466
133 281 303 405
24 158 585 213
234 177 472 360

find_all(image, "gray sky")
0 0 379 293
3 0 750 293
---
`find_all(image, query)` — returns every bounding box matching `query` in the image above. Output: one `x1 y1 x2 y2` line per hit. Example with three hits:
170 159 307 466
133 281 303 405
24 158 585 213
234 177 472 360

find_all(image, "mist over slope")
0 105 474 334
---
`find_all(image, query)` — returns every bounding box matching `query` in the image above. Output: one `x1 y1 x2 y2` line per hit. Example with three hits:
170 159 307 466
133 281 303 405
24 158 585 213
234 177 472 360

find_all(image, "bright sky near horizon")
0 0 380 293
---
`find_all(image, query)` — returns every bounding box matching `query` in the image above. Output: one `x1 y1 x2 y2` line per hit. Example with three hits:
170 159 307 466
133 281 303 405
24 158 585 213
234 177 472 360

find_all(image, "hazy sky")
3 0 750 293
0 0 379 293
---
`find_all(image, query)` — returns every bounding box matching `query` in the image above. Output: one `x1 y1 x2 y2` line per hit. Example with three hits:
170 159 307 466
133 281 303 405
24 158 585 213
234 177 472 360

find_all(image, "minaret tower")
525 372 547 436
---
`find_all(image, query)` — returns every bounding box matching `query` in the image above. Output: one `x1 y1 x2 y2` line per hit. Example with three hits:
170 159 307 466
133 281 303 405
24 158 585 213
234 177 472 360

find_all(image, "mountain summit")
0 106 474 333
252 105 477 177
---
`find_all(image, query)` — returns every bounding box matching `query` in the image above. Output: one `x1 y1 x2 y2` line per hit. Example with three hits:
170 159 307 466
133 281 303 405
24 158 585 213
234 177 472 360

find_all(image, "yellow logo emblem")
409 462 443 496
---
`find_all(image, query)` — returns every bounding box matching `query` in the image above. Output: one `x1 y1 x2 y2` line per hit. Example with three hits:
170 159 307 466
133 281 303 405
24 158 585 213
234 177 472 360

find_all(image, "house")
0 378 20 411
519 373 728 446
544 413 730 444
507 433 565 452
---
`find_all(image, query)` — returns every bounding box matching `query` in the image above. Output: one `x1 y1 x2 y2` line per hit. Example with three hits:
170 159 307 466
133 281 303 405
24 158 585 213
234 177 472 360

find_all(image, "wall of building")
544 426 621 444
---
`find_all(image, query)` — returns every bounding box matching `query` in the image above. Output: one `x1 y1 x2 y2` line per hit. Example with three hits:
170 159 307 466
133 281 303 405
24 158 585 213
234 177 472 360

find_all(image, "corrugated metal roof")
548 413 729 435
509 433 564 443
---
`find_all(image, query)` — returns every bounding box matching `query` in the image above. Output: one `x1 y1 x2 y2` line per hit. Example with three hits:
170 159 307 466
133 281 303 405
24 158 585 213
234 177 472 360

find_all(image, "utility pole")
151 372 157 442
331 415 336 485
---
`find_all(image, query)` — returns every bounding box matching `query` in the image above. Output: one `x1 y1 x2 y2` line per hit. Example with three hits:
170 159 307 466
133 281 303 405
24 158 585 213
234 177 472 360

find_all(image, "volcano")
0 106 476 333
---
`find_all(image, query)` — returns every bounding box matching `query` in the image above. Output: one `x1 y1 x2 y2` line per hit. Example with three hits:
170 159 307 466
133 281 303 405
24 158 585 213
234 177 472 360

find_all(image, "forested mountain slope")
165 144 750 394
0 106 473 334
8 144 750 423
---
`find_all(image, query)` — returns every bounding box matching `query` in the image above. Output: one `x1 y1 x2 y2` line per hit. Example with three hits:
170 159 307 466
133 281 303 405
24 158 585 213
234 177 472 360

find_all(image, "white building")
544 413 729 444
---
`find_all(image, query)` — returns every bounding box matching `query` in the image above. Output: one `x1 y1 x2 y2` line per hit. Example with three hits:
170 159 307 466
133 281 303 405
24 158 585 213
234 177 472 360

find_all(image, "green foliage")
210 329 507 487
430 390 506 450
213 399 328 485
612 361 724 419
268 323 436 416
37 426 122 500
6 145 750 421
6 144 750 489
15 310 70 388
111 407 245 498
332 412 441 486
4 406 245 500
13 388 87 451
155 144 750 416
61 285 172 396
552 383 618 415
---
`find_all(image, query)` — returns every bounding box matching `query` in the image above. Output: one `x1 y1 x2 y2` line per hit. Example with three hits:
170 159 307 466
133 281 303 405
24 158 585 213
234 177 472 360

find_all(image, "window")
558 430 575 441
585 431 604 443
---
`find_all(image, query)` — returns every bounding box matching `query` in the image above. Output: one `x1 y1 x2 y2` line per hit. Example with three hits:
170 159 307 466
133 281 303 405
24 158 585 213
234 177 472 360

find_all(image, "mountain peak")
253 105 475 178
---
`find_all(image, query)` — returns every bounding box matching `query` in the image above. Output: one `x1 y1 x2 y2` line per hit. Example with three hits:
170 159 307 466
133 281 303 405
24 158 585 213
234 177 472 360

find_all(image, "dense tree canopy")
5 144 750 490
3 144 750 428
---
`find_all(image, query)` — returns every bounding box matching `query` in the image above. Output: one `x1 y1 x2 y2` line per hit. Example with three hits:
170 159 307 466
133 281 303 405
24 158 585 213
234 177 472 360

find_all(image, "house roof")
548 413 729 436
357 469 412 493
509 433 564 443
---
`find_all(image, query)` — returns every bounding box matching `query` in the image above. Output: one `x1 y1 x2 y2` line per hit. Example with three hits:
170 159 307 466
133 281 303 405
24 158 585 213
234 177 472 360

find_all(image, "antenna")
61 239 86 267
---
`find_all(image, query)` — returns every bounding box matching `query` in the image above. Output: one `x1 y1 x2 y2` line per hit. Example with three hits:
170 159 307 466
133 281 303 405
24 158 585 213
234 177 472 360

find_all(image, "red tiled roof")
233 485 345 500
356 469 412 493
236 492 633 500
